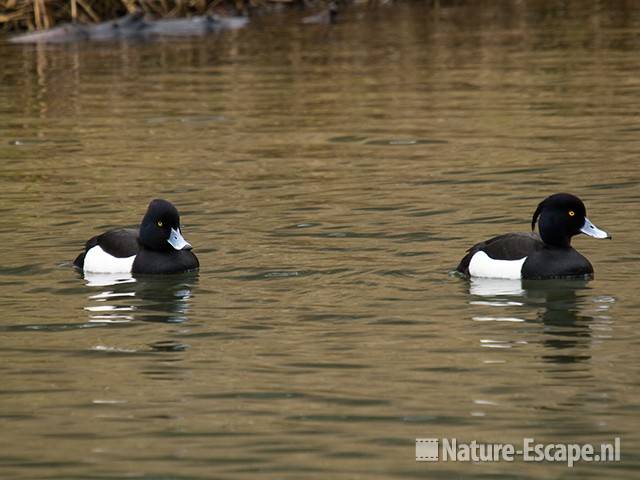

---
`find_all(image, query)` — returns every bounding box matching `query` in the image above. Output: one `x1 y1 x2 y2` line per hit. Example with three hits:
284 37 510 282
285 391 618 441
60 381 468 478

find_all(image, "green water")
1 2 639 478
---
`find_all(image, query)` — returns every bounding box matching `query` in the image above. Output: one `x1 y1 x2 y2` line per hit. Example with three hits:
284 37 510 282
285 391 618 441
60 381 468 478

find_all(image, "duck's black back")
456 232 543 276
73 228 139 269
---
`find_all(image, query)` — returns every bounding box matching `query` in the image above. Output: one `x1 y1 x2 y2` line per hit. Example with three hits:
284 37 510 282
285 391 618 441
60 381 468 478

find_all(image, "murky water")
1 2 640 478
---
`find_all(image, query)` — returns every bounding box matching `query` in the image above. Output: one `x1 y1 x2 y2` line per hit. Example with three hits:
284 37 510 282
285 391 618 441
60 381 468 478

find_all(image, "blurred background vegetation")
0 0 331 32
3 0 639 34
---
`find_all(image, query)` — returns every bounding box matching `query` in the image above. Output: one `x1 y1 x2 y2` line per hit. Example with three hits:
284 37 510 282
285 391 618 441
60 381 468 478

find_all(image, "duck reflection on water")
467 277 615 364
82 271 198 325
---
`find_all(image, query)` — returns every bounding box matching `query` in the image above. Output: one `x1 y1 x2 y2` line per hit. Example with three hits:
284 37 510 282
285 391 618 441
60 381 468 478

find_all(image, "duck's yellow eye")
568 210 575 217
157 220 163 227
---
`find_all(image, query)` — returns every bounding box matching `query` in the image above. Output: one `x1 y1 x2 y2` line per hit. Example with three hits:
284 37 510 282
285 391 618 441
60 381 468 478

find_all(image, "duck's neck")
541 233 572 249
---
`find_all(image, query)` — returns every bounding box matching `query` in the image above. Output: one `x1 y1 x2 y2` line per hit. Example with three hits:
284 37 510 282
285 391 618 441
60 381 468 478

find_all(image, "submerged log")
9 12 248 43
302 1 339 25
148 16 249 37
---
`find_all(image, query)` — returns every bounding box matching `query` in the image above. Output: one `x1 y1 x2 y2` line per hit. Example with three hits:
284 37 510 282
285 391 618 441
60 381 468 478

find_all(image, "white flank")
83 245 135 274
468 251 526 280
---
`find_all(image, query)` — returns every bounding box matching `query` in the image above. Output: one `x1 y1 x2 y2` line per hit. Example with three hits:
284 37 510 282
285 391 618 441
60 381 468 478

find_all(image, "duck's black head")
531 193 610 248
139 199 192 252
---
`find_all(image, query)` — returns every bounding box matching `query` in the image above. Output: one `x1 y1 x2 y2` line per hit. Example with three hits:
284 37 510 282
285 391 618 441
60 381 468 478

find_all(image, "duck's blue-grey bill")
580 217 611 239
168 228 192 250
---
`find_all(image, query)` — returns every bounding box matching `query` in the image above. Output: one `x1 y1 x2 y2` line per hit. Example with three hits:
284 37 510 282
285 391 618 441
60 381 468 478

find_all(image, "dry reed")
0 0 290 32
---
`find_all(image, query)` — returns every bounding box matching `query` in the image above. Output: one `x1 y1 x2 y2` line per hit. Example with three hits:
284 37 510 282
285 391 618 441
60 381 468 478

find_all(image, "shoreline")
0 0 341 34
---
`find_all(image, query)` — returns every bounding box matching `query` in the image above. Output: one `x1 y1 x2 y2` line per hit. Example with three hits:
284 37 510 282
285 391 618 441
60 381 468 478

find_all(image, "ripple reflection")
82 272 198 324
